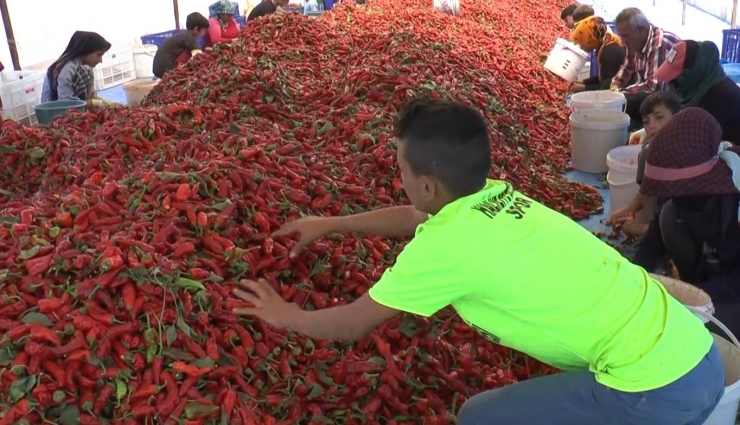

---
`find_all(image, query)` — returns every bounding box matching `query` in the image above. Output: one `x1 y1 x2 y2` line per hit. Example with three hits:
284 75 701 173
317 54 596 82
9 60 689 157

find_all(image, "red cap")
656 42 687 82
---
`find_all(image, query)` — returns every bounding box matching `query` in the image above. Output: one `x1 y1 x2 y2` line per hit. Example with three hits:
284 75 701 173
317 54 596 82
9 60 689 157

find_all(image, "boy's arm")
272 292 400 341
332 206 428 237
274 206 428 256
235 230 460 341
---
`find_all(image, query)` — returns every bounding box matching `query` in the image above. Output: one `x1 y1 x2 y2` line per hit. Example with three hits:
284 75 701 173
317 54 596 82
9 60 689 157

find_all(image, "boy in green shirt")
233 99 725 424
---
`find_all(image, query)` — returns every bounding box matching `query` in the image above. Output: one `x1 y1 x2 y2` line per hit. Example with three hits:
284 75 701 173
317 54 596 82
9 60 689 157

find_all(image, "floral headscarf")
211 0 236 15
570 16 624 79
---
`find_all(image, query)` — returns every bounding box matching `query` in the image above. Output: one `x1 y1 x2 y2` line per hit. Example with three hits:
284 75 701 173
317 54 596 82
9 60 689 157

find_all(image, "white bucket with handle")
544 38 590 83
571 90 627 113
687 308 740 425
651 274 714 323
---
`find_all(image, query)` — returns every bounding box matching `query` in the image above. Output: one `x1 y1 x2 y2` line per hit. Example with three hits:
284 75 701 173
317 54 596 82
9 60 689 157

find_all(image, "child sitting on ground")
152 12 209 79
609 91 681 235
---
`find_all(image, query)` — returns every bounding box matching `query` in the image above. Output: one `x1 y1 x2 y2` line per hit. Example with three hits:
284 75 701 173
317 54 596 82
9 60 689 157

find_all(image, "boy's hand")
273 217 334 258
621 218 649 236
629 128 647 145
609 205 637 225
232 279 299 328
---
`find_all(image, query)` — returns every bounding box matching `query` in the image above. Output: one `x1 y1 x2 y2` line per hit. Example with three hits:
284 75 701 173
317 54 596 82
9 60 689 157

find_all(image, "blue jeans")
458 343 725 425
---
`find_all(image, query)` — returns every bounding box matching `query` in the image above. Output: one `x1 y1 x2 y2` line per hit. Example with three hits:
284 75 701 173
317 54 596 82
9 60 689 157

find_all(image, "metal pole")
732 0 738 28
0 0 20 70
173 0 181 29
682 0 687 25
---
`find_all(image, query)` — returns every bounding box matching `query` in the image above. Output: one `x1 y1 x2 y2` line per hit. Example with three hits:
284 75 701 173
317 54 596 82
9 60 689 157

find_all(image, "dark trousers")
625 91 651 131
660 200 740 337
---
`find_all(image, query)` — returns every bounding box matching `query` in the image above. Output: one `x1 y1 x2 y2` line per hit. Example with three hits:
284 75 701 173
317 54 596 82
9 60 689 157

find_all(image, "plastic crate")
722 29 740 63
283 6 304 13
209 2 240 17
235 15 247 27
0 71 46 125
101 45 132 67
589 21 616 78
141 30 206 51
94 60 136 91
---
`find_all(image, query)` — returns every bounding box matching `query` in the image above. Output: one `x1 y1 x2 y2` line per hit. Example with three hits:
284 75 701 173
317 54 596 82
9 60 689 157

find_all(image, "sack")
433 0 459 16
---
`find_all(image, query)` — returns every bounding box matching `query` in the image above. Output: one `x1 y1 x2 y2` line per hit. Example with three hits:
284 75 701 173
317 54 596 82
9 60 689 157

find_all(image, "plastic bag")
433 0 459 16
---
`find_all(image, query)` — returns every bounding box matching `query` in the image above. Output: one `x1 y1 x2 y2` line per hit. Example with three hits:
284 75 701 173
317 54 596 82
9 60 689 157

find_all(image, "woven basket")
650 273 715 323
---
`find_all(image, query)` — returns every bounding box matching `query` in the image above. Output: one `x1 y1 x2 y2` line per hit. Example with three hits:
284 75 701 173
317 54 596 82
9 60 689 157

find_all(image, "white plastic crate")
0 71 46 125
93 45 136 91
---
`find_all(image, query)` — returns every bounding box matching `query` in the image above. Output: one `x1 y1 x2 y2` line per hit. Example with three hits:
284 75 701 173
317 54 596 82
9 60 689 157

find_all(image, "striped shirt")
612 25 681 94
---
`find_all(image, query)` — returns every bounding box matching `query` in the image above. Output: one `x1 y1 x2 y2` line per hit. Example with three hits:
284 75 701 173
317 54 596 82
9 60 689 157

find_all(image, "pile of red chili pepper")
0 0 597 423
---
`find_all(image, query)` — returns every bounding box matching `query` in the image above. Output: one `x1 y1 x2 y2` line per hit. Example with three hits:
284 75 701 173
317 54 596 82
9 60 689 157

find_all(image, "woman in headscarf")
656 40 740 144
638 107 740 333
205 0 241 48
41 31 112 107
569 16 626 93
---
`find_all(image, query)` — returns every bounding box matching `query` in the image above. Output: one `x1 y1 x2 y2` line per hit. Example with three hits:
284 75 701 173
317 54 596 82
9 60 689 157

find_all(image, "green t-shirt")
369 179 712 392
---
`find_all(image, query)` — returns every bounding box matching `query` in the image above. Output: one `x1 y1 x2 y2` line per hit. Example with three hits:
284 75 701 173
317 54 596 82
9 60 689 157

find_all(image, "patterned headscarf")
211 0 236 15
570 16 624 79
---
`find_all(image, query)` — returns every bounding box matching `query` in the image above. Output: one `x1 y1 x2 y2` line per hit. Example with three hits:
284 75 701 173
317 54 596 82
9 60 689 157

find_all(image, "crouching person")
230 98 725 425
152 12 209 79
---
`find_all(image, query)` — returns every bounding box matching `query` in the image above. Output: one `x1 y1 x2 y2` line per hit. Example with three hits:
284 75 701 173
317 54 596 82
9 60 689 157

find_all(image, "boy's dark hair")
561 4 577 19
186 12 209 31
572 5 594 22
640 91 681 117
393 99 492 198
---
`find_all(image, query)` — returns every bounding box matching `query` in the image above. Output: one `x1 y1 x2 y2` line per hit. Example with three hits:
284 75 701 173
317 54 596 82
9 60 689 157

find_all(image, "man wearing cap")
610 7 681 129
641 106 740 336
656 40 740 144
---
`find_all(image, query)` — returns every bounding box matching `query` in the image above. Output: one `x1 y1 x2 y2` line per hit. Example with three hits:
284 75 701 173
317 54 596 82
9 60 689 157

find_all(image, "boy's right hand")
629 128 647 145
273 217 334 258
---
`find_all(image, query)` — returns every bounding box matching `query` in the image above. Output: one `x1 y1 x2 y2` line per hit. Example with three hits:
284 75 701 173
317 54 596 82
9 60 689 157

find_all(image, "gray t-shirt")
636 140 650 186
152 31 199 79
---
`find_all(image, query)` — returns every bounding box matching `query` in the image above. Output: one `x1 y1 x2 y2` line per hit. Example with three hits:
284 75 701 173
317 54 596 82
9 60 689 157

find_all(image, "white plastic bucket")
651 274 715 323
685 308 740 425
606 145 642 185
571 90 627 113
543 38 590 83
133 45 157 79
123 80 158 106
569 109 630 174
433 0 460 16
607 145 641 219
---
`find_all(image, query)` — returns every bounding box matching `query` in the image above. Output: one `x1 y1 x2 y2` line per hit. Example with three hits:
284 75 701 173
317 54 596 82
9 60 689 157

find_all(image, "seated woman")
656 40 740 144
205 0 241 48
41 31 112 108
638 108 740 332
569 16 626 92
